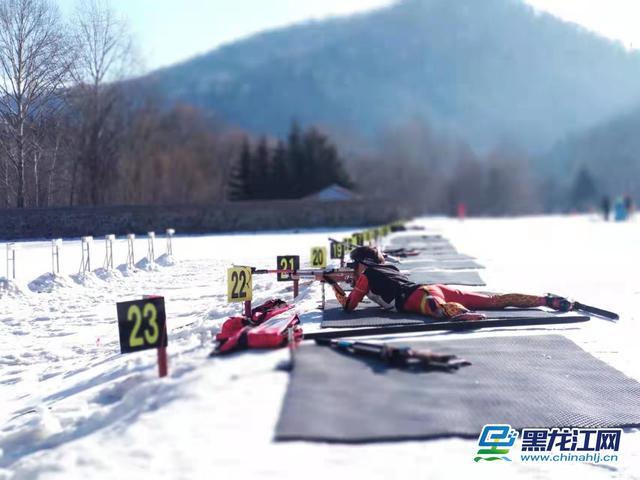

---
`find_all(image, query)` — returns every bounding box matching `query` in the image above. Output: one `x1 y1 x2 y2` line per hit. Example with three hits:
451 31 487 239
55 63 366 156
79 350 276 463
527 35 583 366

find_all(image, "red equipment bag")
213 299 301 354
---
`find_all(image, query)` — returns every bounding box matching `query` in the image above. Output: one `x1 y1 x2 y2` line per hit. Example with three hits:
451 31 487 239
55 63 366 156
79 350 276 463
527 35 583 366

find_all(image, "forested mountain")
541 105 640 200
145 0 640 154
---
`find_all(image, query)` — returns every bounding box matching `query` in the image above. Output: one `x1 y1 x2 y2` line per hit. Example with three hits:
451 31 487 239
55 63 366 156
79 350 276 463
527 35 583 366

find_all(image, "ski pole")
315 338 471 372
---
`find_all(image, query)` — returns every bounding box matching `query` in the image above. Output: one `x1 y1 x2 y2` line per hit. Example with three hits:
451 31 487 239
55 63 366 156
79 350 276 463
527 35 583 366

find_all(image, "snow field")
0 217 638 479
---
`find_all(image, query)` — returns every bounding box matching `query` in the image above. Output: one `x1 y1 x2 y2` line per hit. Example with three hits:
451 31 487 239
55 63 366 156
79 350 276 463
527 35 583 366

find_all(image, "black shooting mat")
275 335 640 442
402 252 476 261
406 270 485 286
388 236 456 248
397 259 484 270
388 234 445 244
320 300 584 328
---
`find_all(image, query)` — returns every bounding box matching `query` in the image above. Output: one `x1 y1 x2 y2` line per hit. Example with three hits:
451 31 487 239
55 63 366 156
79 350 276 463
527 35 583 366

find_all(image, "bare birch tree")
0 0 72 207
69 0 133 206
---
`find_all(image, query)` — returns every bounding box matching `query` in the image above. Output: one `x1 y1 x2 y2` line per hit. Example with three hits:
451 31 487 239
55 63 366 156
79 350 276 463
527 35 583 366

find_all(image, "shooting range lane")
275 335 640 443
406 270 485 286
320 300 588 329
320 232 488 326
396 259 485 270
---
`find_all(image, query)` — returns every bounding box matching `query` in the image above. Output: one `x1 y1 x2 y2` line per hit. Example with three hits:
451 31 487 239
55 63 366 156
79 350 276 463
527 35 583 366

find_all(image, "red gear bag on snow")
213 299 302 354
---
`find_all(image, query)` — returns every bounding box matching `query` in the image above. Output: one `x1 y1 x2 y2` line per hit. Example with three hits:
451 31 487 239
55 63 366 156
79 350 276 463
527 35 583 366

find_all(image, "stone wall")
0 200 417 240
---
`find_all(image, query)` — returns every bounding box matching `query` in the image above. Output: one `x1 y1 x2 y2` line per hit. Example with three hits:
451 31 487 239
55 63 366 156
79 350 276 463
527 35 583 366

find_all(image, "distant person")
601 196 611 221
457 202 466 220
624 195 634 219
614 197 627 221
320 246 573 321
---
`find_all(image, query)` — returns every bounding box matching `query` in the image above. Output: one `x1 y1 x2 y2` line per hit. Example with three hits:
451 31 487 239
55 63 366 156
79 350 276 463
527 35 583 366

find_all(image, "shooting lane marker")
166 228 175 256
147 232 156 264
310 247 327 268
117 296 168 378
51 239 62 275
79 236 93 273
126 234 136 269
6 243 16 279
227 266 253 317
104 235 115 270
277 255 300 300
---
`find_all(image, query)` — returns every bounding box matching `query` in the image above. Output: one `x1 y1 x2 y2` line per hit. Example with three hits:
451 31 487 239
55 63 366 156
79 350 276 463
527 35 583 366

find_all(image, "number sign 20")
117 297 167 354
277 255 300 282
311 247 327 268
227 266 253 303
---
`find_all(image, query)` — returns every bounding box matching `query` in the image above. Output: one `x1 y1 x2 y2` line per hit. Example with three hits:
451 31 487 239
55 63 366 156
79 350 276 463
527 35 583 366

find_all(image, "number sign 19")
330 241 344 259
117 297 167 354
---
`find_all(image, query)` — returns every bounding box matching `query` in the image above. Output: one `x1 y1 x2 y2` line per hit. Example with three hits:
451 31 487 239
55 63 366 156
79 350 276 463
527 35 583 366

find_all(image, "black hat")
350 246 384 265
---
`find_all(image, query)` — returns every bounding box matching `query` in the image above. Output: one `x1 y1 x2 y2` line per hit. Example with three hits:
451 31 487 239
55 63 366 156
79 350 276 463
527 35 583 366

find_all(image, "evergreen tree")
270 140 289 198
228 123 354 201
228 138 253 200
570 166 598 211
253 136 271 199
287 121 305 197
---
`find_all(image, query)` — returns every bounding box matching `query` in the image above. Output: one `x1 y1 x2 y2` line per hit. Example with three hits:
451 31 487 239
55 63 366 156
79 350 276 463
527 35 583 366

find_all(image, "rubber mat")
388 234 446 245
397 259 484 270
404 252 476 261
320 300 584 328
275 335 640 442
406 270 485 286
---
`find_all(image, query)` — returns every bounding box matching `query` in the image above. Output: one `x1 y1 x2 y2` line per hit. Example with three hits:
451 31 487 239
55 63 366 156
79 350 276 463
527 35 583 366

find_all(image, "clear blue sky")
56 0 640 73
56 0 395 71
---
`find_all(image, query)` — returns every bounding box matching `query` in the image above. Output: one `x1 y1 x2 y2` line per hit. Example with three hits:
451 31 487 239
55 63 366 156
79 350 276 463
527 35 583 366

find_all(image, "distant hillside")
541 104 640 199
145 0 640 153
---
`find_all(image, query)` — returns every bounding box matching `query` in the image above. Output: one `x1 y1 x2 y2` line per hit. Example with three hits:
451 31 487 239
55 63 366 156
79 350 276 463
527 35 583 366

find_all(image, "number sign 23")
117 297 167 354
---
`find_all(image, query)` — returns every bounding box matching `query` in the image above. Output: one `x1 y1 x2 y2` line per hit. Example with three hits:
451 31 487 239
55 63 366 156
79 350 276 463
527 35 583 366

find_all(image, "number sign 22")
227 266 253 303
117 297 167 354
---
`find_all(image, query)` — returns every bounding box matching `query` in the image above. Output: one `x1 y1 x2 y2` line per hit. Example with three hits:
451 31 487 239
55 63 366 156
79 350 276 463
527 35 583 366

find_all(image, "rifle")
315 338 471 372
251 267 354 283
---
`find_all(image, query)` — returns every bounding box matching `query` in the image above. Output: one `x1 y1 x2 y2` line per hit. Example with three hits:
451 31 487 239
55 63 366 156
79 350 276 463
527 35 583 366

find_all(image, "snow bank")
135 257 159 271
0 278 30 298
93 268 123 281
156 253 177 267
69 272 104 287
27 273 76 293
116 263 138 276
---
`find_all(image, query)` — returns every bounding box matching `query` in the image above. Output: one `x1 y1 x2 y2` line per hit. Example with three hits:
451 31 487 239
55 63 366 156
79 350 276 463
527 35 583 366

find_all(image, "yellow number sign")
116 297 167 354
227 266 252 303
311 246 327 268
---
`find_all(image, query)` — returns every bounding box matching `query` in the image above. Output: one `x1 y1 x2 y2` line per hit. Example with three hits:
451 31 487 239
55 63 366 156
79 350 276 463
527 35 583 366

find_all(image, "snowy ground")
0 215 639 480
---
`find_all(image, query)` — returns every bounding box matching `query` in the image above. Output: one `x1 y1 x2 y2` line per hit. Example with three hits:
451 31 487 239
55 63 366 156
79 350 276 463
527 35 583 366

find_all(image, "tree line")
228 123 353 200
0 0 241 208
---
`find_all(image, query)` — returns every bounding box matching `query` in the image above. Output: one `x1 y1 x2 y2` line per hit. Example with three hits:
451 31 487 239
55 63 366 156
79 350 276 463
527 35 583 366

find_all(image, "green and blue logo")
474 424 519 462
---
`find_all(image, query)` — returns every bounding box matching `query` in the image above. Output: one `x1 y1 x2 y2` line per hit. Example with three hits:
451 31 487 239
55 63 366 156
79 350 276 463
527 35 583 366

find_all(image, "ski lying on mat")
304 314 590 340
572 302 618 320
